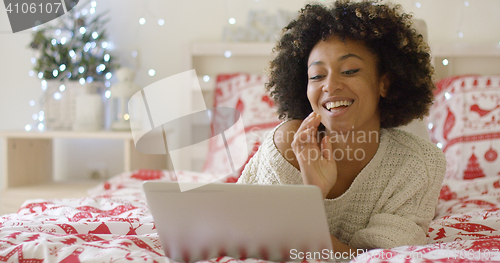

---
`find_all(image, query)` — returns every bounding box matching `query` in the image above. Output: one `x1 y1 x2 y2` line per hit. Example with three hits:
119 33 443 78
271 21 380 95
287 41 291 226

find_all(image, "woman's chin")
322 122 355 134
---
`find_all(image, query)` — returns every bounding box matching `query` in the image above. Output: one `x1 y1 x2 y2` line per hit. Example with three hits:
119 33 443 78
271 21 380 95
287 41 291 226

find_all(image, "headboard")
432 44 500 79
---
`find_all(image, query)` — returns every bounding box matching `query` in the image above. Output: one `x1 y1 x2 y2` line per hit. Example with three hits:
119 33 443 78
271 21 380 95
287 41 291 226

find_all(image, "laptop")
143 181 333 262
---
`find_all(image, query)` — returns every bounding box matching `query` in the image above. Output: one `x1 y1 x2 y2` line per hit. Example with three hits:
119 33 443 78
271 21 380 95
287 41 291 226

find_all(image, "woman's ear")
379 73 390 98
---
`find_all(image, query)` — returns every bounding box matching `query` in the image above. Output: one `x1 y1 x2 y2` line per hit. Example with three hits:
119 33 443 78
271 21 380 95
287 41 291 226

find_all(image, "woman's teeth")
325 100 353 111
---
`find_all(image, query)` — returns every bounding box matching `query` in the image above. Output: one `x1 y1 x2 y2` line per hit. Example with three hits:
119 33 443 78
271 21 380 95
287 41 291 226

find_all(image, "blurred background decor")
109 67 142 131
28 0 118 130
222 9 294 42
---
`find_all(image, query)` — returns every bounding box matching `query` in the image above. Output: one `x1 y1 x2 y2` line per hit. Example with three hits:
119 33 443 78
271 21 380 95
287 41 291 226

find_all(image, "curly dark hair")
267 0 435 128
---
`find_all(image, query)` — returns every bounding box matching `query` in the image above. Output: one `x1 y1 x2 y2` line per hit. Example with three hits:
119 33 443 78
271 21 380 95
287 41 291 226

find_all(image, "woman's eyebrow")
339 53 363 61
308 61 323 68
308 53 363 68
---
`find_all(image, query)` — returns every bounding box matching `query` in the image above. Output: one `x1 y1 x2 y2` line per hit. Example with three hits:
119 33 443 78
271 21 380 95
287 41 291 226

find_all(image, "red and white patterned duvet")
0 170 166 263
0 170 259 263
1 169 500 263
351 176 500 263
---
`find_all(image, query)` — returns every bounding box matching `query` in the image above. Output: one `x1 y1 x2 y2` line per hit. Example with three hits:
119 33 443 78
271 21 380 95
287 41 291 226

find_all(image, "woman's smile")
322 98 354 117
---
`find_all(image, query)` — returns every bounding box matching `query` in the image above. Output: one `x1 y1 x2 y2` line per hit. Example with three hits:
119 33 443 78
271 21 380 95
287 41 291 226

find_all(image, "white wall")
0 0 499 189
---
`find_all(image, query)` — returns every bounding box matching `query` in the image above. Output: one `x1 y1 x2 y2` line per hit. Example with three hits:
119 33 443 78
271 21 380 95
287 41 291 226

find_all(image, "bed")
1 25 500 263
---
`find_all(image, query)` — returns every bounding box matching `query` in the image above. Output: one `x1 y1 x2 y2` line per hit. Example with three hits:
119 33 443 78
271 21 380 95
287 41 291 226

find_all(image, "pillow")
201 73 281 182
427 75 500 180
428 75 500 243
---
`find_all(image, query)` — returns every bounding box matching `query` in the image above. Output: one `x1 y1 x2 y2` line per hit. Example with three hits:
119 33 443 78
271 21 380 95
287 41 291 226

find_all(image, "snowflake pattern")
49 246 61 257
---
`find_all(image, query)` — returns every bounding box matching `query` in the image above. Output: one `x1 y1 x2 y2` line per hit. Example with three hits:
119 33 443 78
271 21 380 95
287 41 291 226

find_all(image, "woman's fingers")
293 130 313 162
294 112 321 144
321 135 333 161
292 113 323 165
291 113 337 197
295 111 316 134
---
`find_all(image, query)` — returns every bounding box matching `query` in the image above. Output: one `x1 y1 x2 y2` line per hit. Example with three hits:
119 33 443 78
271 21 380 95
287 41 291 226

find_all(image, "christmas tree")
29 0 118 84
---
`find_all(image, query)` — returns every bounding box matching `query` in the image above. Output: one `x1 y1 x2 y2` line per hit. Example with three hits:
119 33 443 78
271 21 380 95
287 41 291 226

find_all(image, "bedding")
0 170 267 262
1 74 500 263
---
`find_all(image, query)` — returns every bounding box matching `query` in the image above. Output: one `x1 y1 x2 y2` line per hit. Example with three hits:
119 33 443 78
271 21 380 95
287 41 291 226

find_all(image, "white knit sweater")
237 121 446 249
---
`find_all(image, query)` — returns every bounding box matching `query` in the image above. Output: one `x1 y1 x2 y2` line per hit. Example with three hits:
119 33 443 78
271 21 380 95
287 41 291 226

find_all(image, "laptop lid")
143 181 333 262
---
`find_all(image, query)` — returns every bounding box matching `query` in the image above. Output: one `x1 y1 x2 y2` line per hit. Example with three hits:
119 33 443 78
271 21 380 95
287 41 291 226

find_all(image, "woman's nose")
321 76 344 93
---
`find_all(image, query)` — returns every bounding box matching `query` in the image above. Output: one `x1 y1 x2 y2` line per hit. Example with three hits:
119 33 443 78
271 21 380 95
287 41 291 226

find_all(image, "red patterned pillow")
201 73 281 182
427 75 500 180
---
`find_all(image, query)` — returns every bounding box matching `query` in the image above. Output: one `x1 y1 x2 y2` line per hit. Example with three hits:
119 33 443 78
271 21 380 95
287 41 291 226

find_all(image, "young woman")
237 0 446 256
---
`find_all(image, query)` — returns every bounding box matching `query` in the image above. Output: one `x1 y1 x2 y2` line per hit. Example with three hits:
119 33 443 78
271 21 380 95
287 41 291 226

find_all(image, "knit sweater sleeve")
349 130 446 249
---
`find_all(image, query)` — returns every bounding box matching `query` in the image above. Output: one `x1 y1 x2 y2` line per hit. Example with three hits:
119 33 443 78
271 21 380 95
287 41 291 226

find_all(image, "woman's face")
306 35 388 133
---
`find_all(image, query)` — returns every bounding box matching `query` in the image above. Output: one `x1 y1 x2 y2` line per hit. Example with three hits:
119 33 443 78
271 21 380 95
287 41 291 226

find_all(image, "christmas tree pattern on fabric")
463 150 486 180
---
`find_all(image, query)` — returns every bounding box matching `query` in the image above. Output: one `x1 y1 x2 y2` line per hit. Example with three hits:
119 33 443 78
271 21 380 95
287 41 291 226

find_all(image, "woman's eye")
309 75 324 80
342 69 360 75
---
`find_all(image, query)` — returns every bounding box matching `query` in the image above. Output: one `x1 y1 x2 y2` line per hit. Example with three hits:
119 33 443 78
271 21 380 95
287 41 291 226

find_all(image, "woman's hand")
330 234 358 260
291 112 337 198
